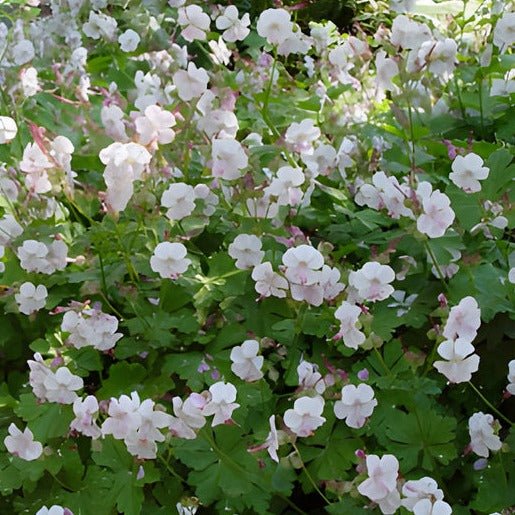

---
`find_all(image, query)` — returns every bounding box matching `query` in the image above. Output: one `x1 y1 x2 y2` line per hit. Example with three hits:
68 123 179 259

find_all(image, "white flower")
83 11 117 41
285 119 321 154
417 38 457 77
228 234 264 270
358 454 399 501
101 104 128 142
283 396 326 437
450 153 490 193
290 283 324 307
412 499 452 515
173 62 209 101
70 396 102 439
27 353 52 401
282 245 324 285
102 392 142 440
297 360 326 394
0 215 23 245
203 381 240 426
169 393 207 439
4 423 43 461
265 166 305 206
493 12 515 51
264 415 280 462
135 104 176 146
468 412 502 458
178 5 210 42
211 138 248 180
0 116 17 143
256 8 293 46
349 262 395 303
390 15 431 49
15 282 47 315
377 489 402 514
35 506 67 515
442 296 481 342
61 308 122 351
230 339 264 382
12 40 35 65
252 262 289 298
402 477 445 512
334 301 366 349
118 29 140 52
150 242 191 279
507 360 515 395
161 183 196 220
19 142 53 194
278 30 312 57
433 338 480 383
416 182 455 238
376 50 399 91
21 66 39 97
301 144 337 177
216 5 250 42
194 183 219 216
334 384 377 429
100 142 151 180
319 265 345 300
44 367 84 404
17 239 68 275
100 142 152 212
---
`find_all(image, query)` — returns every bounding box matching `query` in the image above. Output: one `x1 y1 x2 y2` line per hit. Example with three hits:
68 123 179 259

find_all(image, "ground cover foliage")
0 0 514 514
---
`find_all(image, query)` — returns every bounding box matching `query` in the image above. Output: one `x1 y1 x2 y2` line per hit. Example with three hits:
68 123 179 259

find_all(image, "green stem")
424 240 450 294
468 382 513 426
373 346 392 376
113 221 139 284
291 442 332 506
157 454 187 485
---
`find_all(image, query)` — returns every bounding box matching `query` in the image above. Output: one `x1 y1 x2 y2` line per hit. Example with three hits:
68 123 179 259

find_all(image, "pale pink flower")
70 396 102 439
297 360 326 394
102 392 142 440
203 382 240 426
173 63 209 101
252 262 289 298
4 423 43 461
216 6 250 42
43 367 83 404
285 119 321 154
228 234 264 270
211 138 248 180
177 5 210 42
135 105 176 146
256 8 293 46
334 301 366 349
161 183 196 220
433 338 480 383
358 454 399 501
282 245 324 285
348 262 395 303
334 384 377 429
450 153 489 193
283 396 326 437
468 412 502 458
442 296 481 342
265 166 305 206
416 182 455 238
15 282 47 315
150 242 191 278
0 116 17 143
230 339 264 382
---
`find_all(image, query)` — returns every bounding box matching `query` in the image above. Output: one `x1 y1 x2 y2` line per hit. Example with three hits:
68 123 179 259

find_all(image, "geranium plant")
0 0 513 514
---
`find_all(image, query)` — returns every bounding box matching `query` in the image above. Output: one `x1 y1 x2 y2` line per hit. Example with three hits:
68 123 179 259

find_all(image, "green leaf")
384 409 457 472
